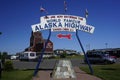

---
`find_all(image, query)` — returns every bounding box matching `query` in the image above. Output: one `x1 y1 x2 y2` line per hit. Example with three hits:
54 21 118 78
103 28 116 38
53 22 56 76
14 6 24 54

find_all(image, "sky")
0 0 120 54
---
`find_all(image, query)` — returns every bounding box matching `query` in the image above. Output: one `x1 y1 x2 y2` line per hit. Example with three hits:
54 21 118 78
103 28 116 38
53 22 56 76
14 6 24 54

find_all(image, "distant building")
25 31 53 54
79 52 84 55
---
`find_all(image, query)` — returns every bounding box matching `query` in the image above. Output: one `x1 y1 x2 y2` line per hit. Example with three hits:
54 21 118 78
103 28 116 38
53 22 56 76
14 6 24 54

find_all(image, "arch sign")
31 15 95 33
32 15 95 76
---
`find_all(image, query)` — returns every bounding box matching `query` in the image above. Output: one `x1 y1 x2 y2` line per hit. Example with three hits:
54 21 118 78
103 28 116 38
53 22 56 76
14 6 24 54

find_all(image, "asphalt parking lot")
12 59 85 69
12 58 120 70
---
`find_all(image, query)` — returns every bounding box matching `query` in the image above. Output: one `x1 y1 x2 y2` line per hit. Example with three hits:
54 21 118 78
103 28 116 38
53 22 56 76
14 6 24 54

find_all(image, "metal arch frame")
33 29 93 77
76 30 93 75
33 29 51 76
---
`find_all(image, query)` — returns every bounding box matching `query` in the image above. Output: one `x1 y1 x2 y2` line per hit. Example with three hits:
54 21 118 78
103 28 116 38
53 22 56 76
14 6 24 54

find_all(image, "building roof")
88 48 120 52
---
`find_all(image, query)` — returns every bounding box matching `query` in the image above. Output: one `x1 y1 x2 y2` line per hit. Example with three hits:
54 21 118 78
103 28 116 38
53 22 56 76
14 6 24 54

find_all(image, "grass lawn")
2 70 34 80
80 64 120 80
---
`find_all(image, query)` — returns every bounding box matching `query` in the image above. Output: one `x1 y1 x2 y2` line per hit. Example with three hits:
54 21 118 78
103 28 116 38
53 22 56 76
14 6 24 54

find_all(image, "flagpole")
40 6 48 15
85 8 88 20
64 0 67 14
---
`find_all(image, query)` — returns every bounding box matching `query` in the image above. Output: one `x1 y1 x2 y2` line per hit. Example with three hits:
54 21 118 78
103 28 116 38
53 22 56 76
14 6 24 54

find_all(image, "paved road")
12 58 120 70
12 59 85 69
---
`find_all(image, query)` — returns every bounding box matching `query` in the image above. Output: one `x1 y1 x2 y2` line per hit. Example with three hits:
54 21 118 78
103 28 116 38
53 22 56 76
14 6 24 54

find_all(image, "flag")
40 6 48 14
64 1 67 12
85 9 88 18
40 6 46 12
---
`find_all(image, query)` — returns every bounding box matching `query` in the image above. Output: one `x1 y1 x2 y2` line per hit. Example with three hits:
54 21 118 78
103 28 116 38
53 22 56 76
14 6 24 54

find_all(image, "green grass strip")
80 64 120 80
2 70 34 80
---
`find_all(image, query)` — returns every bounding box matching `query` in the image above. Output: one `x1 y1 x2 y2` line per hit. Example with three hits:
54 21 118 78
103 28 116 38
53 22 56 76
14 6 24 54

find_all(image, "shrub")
60 52 67 58
4 61 14 71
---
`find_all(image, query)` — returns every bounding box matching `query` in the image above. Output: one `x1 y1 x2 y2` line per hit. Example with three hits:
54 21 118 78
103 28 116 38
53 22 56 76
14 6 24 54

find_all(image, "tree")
4 61 14 71
0 52 1 59
2 52 8 59
1 52 8 65
60 51 67 58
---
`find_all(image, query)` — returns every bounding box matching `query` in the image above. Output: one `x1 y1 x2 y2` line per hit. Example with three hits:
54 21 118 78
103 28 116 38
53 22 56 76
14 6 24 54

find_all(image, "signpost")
32 14 95 77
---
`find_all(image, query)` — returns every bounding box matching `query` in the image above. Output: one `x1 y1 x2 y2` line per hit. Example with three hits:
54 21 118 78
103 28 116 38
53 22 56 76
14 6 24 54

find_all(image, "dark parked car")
84 52 116 64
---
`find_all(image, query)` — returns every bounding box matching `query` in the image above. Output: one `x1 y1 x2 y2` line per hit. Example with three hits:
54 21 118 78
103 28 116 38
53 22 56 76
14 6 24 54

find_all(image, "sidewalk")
32 67 102 80
74 67 102 80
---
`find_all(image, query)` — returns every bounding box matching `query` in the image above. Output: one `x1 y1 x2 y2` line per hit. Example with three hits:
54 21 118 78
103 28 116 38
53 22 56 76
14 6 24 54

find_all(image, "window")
24 53 28 57
30 53 35 56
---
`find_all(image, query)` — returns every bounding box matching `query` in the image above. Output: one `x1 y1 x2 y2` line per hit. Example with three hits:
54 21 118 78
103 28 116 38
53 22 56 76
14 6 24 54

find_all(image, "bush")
1 57 5 65
4 61 14 71
60 52 67 58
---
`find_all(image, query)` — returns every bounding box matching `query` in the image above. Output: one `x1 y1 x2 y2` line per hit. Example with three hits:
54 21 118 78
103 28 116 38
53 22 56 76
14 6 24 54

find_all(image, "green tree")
4 61 14 71
60 51 67 58
2 52 8 59
1 52 8 65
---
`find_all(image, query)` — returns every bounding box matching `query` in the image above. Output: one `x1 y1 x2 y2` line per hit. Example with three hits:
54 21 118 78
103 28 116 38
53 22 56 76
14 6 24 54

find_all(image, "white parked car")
10 55 17 60
19 52 37 61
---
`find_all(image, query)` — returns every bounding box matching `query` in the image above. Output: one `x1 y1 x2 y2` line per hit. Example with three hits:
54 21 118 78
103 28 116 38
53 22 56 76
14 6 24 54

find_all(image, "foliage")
80 64 120 80
4 61 13 71
2 52 8 59
60 52 67 58
1 52 8 64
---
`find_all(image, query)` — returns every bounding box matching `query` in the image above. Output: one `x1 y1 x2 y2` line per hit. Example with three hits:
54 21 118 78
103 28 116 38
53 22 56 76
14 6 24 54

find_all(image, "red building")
25 31 53 54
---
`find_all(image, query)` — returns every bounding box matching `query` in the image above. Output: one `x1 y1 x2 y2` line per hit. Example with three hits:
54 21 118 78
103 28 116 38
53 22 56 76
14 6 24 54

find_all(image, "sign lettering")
31 15 95 33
